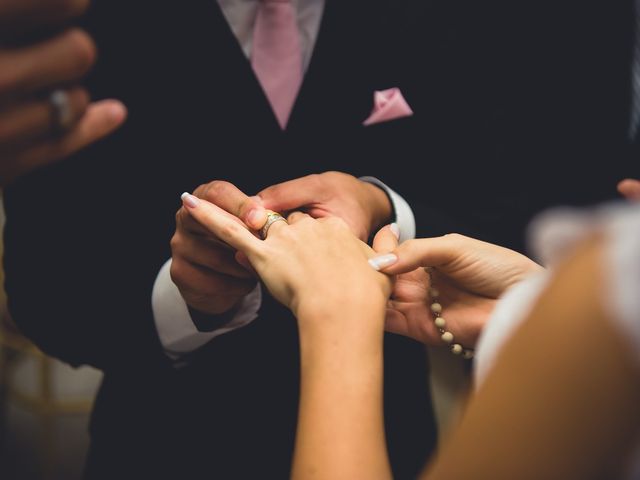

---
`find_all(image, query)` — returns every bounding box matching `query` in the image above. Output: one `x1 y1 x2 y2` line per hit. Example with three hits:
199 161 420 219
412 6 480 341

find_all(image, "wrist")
296 295 387 349
362 181 393 235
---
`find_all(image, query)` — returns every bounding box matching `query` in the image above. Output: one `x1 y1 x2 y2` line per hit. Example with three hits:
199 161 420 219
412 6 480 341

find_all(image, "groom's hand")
257 171 392 241
171 181 269 315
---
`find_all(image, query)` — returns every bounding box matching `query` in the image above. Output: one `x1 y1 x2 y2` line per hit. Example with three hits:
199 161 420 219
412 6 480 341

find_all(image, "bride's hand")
370 230 544 348
180 194 392 324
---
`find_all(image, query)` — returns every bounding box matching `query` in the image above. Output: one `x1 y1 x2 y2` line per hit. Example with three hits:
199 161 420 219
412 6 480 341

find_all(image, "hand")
179 192 392 324
370 231 544 348
0 0 127 186
257 171 392 242
617 178 640 202
171 181 271 315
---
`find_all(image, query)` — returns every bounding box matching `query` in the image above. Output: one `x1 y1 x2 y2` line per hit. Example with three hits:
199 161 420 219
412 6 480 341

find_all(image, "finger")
617 178 640 201
377 234 469 275
181 193 264 256
286 211 310 224
372 223 400 254
3 99 126 187
257 174 322 213
0 0 89 34
0 87 88 146
170 231 254 279
170 259 257 301
195 180 268 230
0 28 96 100
176 206 225 240
262 213 289 239
384 308 409 337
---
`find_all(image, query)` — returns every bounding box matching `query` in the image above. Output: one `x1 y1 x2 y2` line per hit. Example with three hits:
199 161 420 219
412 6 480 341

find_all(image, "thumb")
372 223 400 253
376 234 468 275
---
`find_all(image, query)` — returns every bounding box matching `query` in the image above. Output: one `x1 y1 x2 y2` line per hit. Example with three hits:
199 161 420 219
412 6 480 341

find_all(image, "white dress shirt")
153 0 417 360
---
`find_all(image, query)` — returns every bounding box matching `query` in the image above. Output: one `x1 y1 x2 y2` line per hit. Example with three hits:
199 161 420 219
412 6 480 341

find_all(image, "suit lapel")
180 0 283 134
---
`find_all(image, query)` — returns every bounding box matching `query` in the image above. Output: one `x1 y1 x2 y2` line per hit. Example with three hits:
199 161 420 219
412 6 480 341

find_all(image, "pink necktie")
251 0 303 129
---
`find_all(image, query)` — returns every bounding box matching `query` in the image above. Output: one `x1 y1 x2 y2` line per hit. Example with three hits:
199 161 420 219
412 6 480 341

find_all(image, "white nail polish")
390 223 400 239
181 192 199 208
368 254 398 271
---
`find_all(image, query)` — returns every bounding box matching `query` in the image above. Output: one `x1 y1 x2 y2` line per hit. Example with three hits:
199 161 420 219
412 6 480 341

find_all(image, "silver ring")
49 90 73 134
260 211 288 239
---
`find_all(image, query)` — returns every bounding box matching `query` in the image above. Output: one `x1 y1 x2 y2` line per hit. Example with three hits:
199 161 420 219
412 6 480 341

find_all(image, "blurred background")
0 196 470 480
0 198 102 480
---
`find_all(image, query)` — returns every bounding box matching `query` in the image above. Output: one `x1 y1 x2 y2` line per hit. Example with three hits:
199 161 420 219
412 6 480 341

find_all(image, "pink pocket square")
363 87 414 126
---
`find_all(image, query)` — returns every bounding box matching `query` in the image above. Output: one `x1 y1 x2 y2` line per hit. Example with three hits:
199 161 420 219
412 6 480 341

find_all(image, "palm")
385 267 496 348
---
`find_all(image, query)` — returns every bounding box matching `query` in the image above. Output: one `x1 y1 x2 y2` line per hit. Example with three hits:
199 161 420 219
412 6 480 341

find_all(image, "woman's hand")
370 231 544 348
180 193 392 326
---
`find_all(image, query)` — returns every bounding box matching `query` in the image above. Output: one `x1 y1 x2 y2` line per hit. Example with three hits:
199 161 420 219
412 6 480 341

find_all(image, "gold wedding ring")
260 210 288 239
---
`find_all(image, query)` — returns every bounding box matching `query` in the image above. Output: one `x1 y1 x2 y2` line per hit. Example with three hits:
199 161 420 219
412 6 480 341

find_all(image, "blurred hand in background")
0 0 126 187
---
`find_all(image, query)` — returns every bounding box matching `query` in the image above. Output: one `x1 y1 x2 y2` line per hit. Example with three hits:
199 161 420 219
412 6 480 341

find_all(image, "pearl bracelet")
426 268 474 359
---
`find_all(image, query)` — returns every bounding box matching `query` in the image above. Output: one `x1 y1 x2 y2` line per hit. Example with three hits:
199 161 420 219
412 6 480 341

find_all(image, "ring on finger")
49 89 74 135
260 210 288 239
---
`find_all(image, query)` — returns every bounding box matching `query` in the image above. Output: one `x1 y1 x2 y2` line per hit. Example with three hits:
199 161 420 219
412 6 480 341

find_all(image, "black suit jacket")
4 0 634 478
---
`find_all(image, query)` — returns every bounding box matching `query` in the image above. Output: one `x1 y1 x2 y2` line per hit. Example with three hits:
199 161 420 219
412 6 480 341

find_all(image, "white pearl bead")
434 317 446 329
451 344 463 355
441 331 454 343
431 303 442 314
429 287 439 299
463 350 475 360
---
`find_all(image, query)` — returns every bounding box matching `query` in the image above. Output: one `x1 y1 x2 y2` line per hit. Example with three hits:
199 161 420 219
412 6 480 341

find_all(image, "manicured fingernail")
368 254 398 271
390 223 400 239
181 192 199 208
247 208 266 228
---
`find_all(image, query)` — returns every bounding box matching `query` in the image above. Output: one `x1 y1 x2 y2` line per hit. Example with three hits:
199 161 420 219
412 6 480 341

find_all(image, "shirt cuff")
359 176 416 241
151 259 262 361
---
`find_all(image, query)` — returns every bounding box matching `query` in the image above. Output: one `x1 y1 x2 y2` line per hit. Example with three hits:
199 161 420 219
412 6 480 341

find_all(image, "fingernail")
368 254 398 271
390 223 400 239
247 208 266 228
181 192 199 208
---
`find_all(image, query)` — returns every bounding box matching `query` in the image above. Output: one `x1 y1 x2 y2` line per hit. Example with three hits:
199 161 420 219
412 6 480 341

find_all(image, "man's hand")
257 171 392 241
0 0 127 187
171 181 269 316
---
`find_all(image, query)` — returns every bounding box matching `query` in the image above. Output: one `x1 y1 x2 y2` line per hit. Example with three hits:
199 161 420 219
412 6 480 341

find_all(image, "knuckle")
175 208 185 227
205 180 231 201
307 173 322 188
169 233 182 253
169 259 184 283
443 232 465 244
192 183 207 196
220 220 241 239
